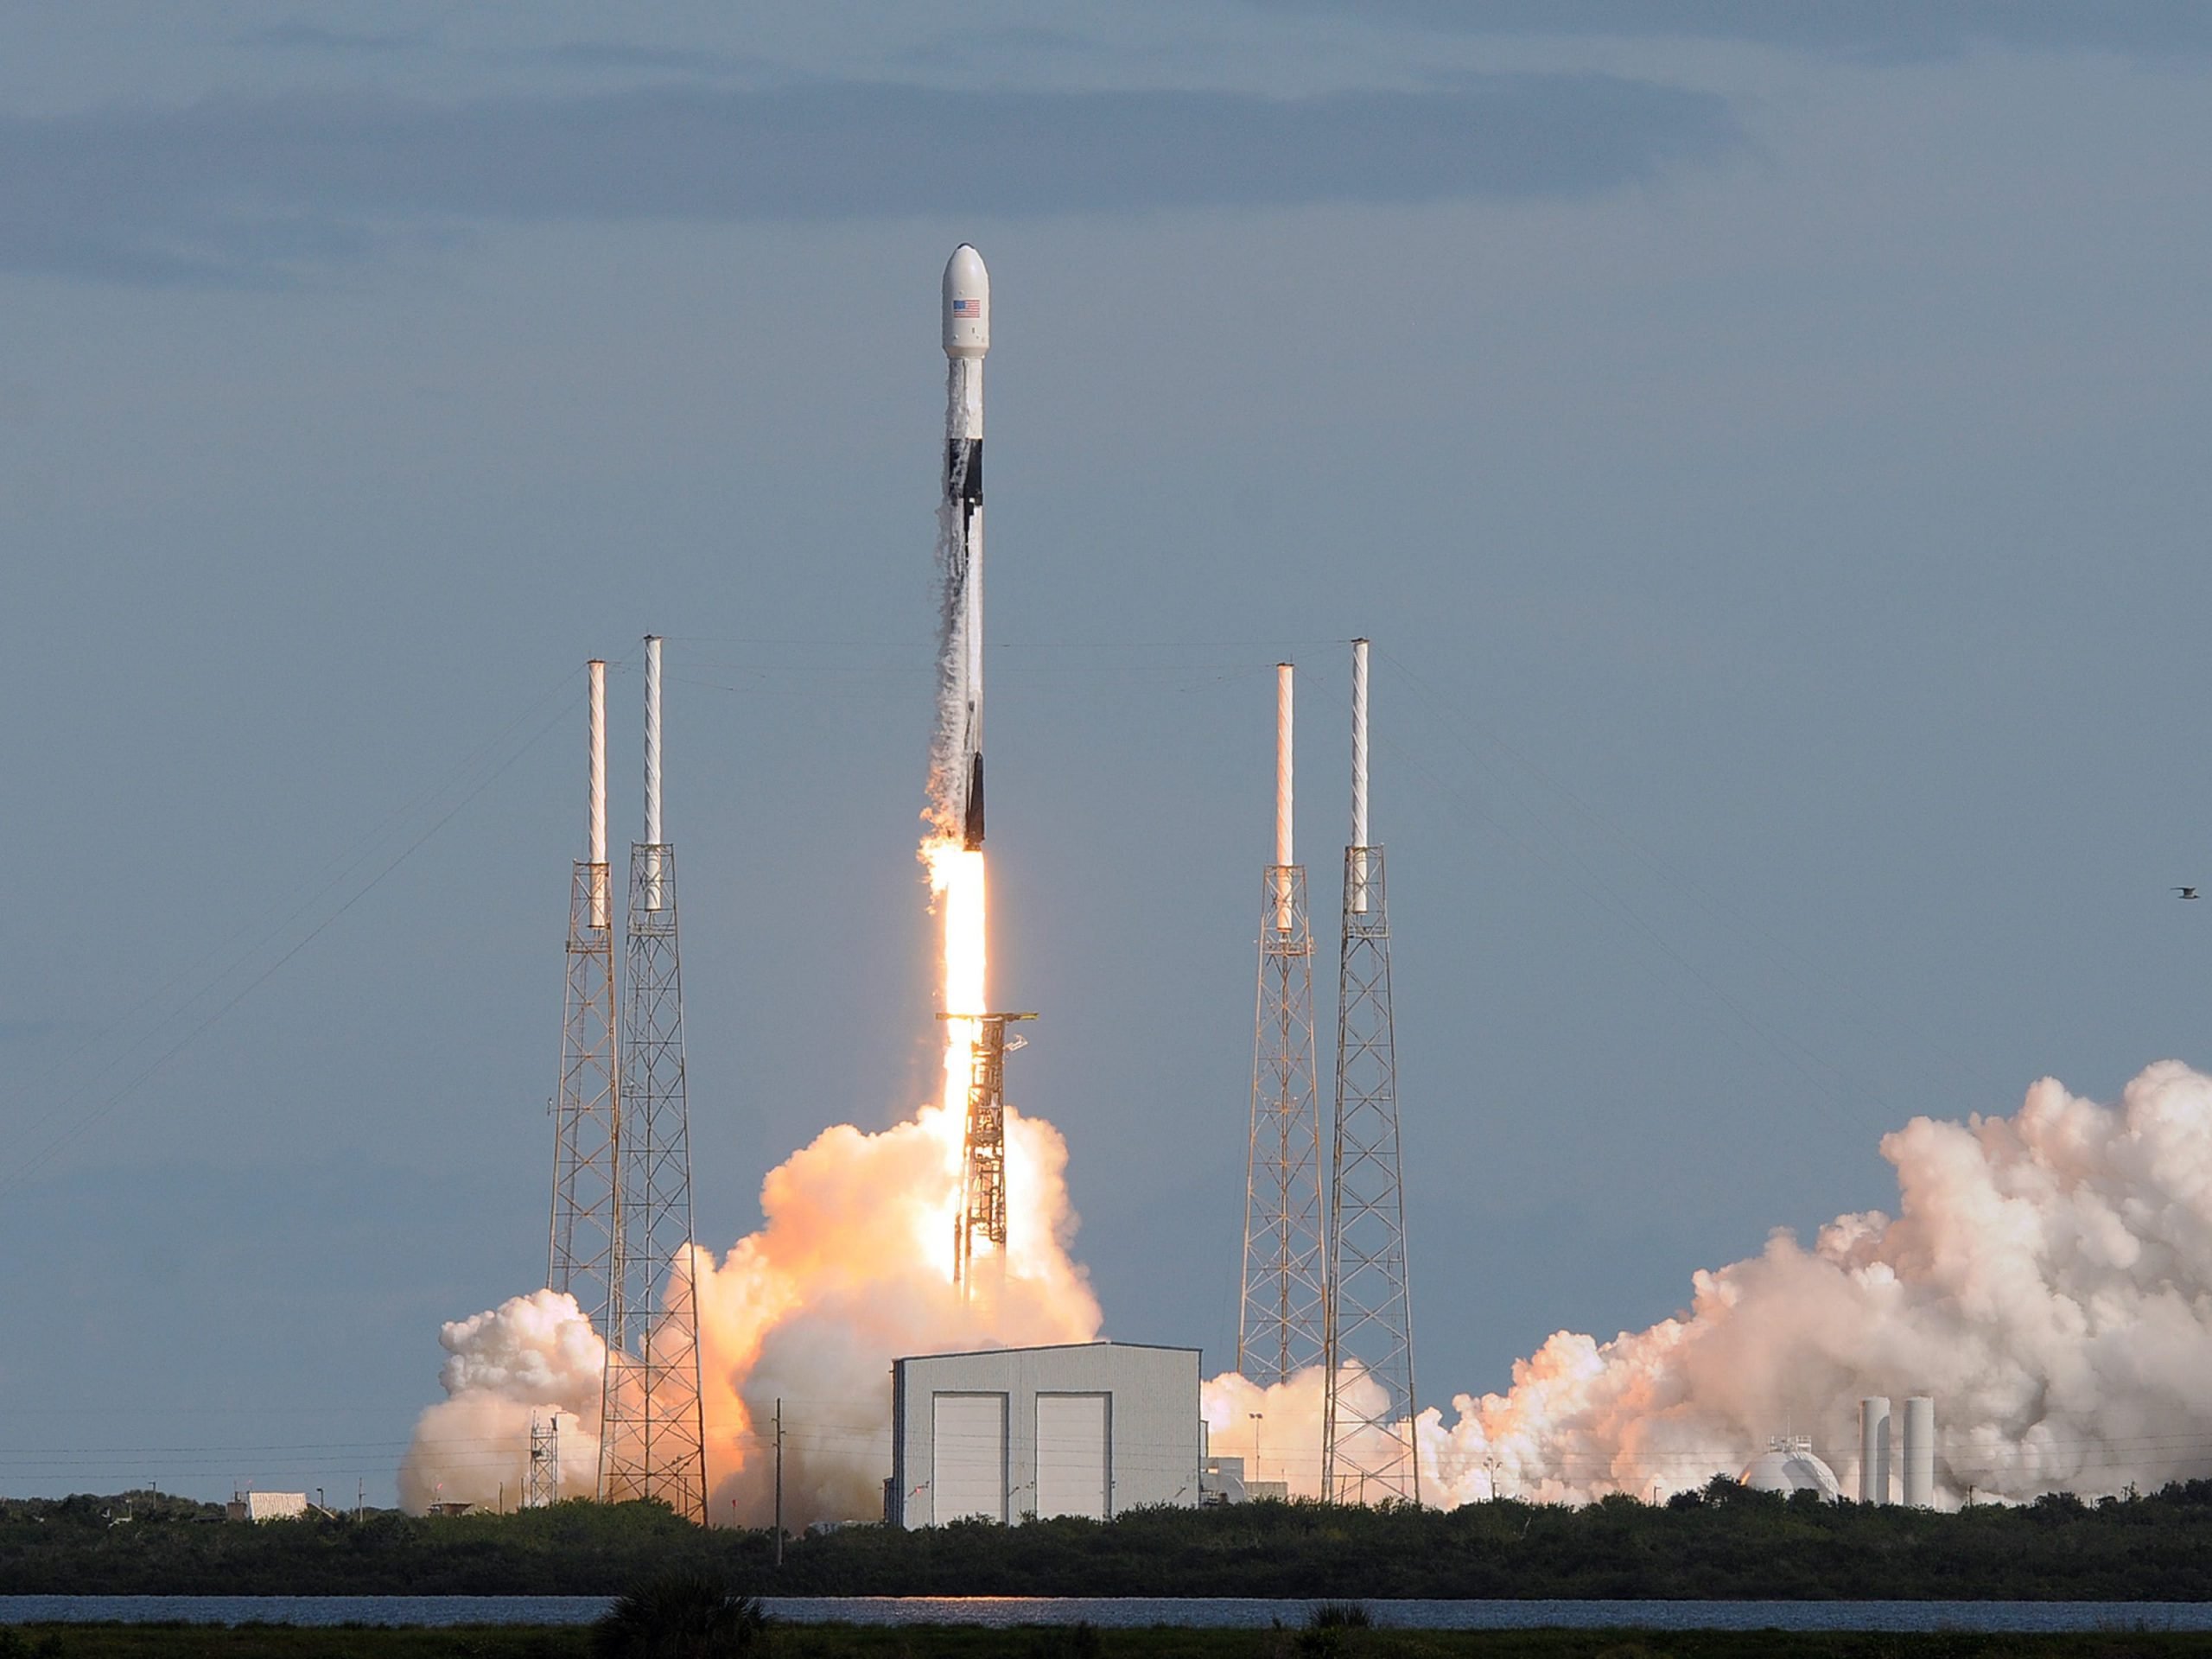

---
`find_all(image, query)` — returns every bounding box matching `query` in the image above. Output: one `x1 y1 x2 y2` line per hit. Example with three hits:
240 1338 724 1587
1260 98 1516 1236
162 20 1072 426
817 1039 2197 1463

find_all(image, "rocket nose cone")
944 244 989 358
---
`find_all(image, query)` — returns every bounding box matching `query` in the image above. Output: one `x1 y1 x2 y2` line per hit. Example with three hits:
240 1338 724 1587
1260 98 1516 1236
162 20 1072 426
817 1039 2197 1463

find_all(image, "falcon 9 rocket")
938 244 989 850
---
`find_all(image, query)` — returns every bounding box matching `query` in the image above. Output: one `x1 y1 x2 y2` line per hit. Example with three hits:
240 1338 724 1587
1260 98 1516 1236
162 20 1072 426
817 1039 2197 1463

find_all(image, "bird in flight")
2177 887 2200 900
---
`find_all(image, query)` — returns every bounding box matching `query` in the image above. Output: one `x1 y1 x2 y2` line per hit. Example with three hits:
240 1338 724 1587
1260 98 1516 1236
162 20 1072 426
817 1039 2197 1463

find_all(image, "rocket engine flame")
927 837 986 1118
398 827 1100 1528
407 1022 2212 1521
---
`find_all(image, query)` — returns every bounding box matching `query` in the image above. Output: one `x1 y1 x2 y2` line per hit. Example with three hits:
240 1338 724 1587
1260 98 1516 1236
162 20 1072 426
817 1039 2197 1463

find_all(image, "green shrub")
592 1570 768 1657
1308 1603 1370 1629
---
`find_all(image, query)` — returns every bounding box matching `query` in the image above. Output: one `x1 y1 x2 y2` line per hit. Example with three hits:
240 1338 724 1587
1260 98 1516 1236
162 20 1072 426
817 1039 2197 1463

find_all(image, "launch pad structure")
544 644 708 1523
1240 664 1330 1386
1322 640 1419 1504
549 661 620 1342
524 1414 561 1510
938 1011 1037 1293
598 637 709 1522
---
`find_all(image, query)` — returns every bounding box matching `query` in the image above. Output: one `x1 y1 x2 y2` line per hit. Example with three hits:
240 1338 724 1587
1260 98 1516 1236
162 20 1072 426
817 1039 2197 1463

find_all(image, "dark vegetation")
12 1478 2212 1599
592 1572 768 1657
10 1629 2212 1658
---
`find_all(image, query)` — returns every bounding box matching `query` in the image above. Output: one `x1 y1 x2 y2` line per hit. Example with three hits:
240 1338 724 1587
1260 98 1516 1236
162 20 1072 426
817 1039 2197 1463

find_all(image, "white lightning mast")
1323 638 1419 1503
550 660 620 1344
600 637 709 1523
1240 663 1328 1386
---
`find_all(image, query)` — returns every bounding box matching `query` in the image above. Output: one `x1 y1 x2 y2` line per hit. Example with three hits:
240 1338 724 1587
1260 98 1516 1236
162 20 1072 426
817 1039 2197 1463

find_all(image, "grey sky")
1253 0 2212 59
2 3 2209 1503
0 78 1737 283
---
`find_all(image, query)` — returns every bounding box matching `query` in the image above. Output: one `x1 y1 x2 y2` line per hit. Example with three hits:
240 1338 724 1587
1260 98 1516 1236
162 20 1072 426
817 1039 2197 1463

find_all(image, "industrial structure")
1741 1436 1843 1500
1901 1395 1936 1506
887 1341 1203 1526
226 1491 309 1523
940 1010 1036 1294
549 660 620 1343
598 637 709 1521
1240 664 1328 1386
541 647 709 1520
1858 1396 1891 1504
524 1413 561 1510
1323 639 1419 1503
1856 1395 1937 1505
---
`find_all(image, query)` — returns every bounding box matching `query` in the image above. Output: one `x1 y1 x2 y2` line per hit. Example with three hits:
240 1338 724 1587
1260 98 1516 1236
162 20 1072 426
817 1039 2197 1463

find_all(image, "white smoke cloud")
412 1059 2212 1521
1405 1060 2212 1508
397 1288 604 1511
692 1100 1100 1528
401 1102 1098 1525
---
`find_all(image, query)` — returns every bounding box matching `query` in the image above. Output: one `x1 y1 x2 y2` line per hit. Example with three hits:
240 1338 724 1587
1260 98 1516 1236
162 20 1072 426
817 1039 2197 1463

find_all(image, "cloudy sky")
3 2 2209 1503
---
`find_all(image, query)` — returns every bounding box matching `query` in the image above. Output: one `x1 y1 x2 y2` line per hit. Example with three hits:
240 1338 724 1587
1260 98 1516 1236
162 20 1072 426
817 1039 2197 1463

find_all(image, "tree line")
9 1478 2212 1599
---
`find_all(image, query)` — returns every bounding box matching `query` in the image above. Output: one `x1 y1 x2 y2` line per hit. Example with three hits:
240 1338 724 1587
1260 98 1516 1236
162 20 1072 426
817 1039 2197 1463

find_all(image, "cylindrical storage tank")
1900 1395 1936 1507
1858 1397 1891 1504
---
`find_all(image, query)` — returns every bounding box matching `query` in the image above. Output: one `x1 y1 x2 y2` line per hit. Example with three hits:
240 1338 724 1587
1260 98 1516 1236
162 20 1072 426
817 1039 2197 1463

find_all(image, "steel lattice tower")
524 1413 561 1509
599 639 709 1522
1323 639 1418 1504
942 1011 1035 1293
549 660 620 1342
1239 664 1328 1386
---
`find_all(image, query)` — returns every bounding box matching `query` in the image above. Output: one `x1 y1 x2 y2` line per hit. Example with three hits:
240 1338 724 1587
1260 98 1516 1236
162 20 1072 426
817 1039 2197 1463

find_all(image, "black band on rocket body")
946 439 983 503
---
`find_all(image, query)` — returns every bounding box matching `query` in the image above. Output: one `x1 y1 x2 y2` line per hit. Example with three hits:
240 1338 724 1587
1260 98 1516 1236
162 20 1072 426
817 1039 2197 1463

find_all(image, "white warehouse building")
888 1340 1203 1527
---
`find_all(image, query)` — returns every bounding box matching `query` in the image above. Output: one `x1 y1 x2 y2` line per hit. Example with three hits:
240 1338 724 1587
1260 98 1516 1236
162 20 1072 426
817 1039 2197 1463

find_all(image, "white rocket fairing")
940 244 989 849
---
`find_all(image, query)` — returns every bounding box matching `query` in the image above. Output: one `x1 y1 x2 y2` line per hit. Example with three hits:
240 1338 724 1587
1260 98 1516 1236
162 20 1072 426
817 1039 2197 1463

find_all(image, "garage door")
931 1393 1007 1523
1035 1392 1110 1520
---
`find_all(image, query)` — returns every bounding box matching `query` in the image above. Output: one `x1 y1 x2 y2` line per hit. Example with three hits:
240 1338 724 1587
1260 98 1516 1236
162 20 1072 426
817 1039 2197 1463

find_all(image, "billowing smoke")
401 1096 1099 1525
1198 1060 2212 1510
688 1099 1100 1526
411 1062 2212 1517
398 1288 605 1510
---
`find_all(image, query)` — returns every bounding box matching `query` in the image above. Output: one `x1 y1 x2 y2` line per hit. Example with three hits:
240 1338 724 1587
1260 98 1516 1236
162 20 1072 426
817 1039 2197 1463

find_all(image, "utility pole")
774 1399 785 1568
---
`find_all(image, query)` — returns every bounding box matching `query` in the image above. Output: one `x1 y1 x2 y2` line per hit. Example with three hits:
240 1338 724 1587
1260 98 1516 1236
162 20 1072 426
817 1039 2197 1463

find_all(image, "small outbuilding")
226 1491 308 1522
888 1339 1202 1527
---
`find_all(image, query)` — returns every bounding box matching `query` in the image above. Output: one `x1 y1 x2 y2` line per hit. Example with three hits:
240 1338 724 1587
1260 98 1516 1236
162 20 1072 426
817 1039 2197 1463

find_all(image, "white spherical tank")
1740 1436 1843 1501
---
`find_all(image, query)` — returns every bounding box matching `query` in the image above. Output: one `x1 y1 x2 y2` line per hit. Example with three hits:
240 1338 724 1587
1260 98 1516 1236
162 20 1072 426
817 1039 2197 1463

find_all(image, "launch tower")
524 1414 561 1509
1239 664 1328 1386
940 1010 1035 1292
1322 639 1418 1503
598 637 709 1522
549 661 620 1341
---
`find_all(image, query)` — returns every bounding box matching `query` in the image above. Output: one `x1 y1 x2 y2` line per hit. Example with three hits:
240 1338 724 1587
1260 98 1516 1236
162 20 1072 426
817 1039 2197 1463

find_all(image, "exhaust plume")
410 1052 2212 1519
1201 1059 2212 1508
401 1088 1100 1522
398 1288 605 1510
404 839 1099 1529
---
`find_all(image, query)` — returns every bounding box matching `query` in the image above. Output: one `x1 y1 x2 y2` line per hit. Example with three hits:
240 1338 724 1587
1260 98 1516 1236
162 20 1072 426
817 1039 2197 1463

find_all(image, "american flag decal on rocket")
953 298 979 315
